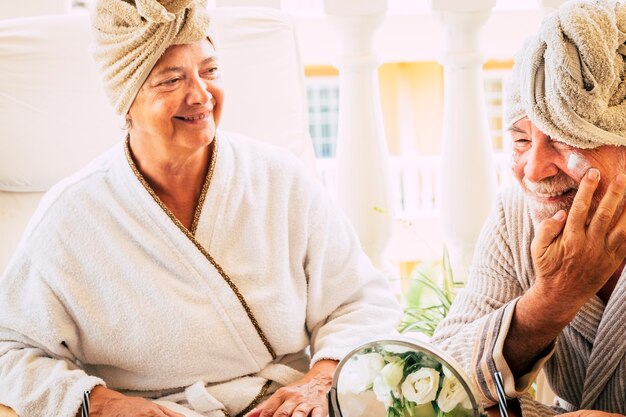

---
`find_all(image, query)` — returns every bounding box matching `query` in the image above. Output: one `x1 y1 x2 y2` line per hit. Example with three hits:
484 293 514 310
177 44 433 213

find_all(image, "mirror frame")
328 336 486 417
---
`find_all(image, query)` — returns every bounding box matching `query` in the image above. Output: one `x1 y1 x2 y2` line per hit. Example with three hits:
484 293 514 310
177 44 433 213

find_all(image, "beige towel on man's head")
505 0 626 149
91 0 211 116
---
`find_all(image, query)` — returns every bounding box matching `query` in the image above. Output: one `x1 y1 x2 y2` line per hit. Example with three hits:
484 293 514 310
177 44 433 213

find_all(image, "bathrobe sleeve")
430 191 554 408
302 178 402 365
0 256 104 417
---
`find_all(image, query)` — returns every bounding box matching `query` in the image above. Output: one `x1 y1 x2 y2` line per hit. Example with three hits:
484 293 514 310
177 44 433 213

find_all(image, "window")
483 70 510 152
305 77 339 158
484 69 514 188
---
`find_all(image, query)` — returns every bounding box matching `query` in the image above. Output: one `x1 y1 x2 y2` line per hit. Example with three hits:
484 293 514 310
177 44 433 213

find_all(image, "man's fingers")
588 173 626 238
566 168 600 231
607 199 626 254
532 210 567 254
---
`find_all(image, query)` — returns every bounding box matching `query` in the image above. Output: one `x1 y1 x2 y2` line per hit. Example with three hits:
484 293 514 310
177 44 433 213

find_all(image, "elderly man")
432 1 626 416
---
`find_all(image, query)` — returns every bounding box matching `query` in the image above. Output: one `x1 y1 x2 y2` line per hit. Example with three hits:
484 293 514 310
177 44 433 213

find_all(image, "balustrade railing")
316 151 513 219
3 0 545 278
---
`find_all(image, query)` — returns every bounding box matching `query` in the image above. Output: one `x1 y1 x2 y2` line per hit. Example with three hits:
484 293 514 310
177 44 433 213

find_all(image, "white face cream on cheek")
567 152 592 181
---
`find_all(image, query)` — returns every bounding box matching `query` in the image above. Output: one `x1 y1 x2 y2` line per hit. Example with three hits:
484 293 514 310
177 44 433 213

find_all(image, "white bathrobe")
0 131 401 417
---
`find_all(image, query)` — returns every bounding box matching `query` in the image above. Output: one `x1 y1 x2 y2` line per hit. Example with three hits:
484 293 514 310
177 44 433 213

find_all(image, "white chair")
0 7 316 272
0 7 315 415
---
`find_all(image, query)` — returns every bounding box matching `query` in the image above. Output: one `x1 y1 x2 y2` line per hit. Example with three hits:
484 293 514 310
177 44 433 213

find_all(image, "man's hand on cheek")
561 411 624 417
530 168 626 322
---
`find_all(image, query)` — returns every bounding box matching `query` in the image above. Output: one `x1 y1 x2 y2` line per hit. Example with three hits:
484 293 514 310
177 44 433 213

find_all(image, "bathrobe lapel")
121 137 276 366
569 296 603 346
580 271 626 410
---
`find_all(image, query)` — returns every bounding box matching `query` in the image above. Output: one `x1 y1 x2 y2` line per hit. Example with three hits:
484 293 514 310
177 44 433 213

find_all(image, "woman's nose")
523 141 562 182
186 76 212 106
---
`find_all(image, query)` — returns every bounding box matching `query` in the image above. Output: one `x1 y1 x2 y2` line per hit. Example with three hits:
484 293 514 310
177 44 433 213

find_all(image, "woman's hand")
561 411 624 417
86 386 185 417
247 360 338 417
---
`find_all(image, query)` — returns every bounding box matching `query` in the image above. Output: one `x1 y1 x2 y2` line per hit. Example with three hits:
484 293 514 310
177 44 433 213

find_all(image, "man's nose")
523 141 561 182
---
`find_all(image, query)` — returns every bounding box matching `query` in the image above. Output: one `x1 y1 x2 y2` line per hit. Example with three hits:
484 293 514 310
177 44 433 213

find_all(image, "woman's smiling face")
127 38 223 154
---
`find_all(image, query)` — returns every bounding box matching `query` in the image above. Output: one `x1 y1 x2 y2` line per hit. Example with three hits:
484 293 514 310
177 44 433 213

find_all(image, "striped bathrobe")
432 185 626 416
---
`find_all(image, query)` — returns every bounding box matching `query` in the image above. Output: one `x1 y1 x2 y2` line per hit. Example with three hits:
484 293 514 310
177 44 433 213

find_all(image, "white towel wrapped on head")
505 0 626 149
91 0 212 115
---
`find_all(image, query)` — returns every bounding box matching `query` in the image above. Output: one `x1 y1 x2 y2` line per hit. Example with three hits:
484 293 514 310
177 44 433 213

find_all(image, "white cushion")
0 7 315 270
0 13 121 192
0 8 314 192
211 7 315 168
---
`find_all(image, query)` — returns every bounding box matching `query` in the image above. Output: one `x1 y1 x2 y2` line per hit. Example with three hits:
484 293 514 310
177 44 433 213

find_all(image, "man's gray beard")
527 195 576 225
524 173 625 228
524 173 584 226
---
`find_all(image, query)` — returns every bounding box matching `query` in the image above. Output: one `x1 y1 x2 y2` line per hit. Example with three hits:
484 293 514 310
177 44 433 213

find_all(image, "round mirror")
328 337 485 417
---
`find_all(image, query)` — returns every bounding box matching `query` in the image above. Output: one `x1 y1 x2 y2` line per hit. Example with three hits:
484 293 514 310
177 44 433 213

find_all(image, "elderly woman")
0 1 401 416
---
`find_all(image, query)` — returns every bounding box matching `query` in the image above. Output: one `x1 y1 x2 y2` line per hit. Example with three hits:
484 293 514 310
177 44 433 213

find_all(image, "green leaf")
398 247 465 338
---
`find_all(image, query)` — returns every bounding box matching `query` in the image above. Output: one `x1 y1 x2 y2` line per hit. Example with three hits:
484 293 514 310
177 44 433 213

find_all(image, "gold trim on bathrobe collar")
124 135 277 362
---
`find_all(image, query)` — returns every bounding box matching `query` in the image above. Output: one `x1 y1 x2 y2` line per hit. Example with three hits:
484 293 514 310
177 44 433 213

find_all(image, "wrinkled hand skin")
83 386 185 417
504 170 626 378
561 411 625 417
530 170 626 324
246 359 338 417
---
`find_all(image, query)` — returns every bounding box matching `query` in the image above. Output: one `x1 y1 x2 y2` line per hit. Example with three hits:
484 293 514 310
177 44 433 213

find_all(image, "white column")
324 0 395 273
430 0 496 280
215 0 280 7
0 0 71 19
538 0 566 14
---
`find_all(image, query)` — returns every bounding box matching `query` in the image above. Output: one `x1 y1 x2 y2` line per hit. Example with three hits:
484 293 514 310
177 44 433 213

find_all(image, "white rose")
338 352 385 394
437 374 472 412
400 367 440 405
372 360 404 406
372 374 394 407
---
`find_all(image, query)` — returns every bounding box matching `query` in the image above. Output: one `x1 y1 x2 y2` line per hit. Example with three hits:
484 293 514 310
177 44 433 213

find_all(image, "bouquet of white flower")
336 342 480 417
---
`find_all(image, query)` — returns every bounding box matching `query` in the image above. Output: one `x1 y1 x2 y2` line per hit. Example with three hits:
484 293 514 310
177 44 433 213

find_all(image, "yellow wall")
383 62 444 155
378 64 400 154
484 59 514 70
304 66 339 77
304 59 513 156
